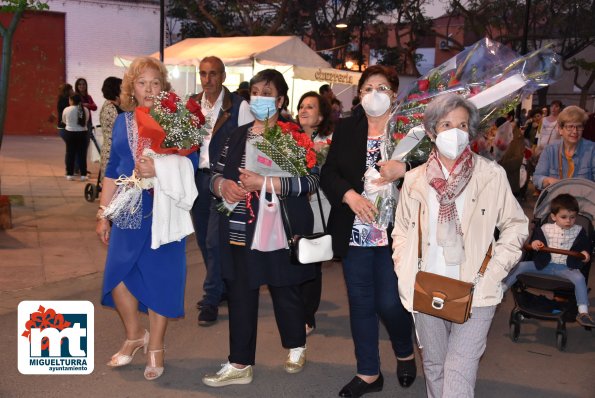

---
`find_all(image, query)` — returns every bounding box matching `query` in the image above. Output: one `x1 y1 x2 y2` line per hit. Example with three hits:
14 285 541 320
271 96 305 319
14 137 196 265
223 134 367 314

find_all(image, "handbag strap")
416 203 492 283
280 198 294 244
281 187 326 238
315 188 327 233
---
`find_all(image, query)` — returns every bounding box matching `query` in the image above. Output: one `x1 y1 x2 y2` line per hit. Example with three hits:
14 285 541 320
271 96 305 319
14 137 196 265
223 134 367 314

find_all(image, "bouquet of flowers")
385 38 561 165
245 120 317 177
103 92 209 229
312 137 333 167
218 121 317 216
136 91 209 157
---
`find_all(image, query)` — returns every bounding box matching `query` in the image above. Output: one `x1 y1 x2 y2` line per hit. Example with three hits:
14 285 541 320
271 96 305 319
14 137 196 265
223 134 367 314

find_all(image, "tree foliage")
447 0 595 105
448 0 595 59
0 0 49 152
167 0 428 72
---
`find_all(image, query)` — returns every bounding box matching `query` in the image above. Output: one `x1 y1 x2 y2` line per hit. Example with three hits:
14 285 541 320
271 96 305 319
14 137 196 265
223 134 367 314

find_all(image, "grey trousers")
414 306 497 398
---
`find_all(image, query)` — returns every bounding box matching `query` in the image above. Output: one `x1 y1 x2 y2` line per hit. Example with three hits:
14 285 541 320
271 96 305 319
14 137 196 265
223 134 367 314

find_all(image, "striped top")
211 142 319 246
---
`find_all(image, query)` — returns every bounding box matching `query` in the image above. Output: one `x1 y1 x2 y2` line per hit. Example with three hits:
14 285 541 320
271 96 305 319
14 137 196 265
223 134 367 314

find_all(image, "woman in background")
62 94 89 181
56 83 74 174
75 77 98 174
296 91 334 336
99 76 123 180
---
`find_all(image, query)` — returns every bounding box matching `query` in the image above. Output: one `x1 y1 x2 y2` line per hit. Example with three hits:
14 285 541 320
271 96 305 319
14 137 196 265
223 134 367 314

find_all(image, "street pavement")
0 135 593 397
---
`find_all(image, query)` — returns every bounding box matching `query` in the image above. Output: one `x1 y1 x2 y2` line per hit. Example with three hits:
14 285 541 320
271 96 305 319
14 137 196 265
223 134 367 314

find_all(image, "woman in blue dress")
96 57 197 381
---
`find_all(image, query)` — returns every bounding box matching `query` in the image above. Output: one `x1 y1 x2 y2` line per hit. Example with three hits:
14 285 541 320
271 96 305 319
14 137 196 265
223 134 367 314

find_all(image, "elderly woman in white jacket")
392 93 528 398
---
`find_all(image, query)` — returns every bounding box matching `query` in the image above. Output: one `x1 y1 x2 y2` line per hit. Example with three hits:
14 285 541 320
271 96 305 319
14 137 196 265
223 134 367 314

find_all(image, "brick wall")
0 11 65 135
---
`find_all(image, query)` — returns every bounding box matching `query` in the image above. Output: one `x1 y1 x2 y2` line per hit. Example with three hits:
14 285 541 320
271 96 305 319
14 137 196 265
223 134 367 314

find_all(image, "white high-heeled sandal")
107 329 149 367
144 348 165 381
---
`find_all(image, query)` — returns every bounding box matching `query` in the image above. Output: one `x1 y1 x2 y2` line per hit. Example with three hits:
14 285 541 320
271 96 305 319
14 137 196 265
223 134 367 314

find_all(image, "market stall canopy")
115 36 330 68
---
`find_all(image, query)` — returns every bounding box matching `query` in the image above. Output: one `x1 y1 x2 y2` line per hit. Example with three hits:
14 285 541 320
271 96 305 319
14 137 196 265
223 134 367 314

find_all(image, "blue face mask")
250 96 278 121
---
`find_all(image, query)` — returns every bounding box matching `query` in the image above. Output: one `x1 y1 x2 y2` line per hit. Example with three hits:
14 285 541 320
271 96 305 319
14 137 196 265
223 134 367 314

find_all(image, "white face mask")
361 90 391 117
435 128 469 160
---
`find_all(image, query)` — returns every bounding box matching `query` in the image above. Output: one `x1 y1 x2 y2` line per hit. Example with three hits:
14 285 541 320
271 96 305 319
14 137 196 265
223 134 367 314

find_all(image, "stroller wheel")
509 322 520 342
84 183 97 202
556 332 567 351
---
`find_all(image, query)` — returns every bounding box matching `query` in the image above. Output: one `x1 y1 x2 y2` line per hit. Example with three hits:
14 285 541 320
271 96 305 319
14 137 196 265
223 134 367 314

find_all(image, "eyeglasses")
563 124 584 132
360 84 392 94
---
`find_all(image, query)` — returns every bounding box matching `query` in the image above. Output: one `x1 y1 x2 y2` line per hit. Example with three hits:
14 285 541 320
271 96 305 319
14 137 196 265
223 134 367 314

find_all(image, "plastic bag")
251 176 288 252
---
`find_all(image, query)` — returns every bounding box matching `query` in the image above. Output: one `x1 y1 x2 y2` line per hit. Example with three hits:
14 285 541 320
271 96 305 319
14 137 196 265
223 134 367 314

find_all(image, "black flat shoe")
397 357 417 388
338 372 383 397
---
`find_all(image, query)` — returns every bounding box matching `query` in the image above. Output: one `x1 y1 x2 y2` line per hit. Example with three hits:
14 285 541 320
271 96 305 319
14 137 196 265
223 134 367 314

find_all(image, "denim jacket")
533 139 595 189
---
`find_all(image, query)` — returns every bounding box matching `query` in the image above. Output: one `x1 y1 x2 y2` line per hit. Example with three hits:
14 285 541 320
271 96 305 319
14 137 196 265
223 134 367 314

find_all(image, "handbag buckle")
431 297 445 310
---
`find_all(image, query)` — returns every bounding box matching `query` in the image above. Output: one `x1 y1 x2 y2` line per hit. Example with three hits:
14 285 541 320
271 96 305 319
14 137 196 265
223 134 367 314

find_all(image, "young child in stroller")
503 193 594 327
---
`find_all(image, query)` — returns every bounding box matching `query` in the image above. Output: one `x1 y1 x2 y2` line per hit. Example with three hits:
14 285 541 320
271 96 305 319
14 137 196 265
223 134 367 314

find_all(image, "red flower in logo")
160 92 179 113
21 305 72 350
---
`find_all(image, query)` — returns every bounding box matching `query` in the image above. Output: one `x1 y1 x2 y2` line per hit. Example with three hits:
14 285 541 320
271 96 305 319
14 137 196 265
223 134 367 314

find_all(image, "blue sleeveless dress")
101 113 197 318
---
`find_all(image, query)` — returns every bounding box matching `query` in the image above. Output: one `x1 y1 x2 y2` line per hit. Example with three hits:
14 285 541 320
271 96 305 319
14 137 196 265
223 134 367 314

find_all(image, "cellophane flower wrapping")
137 91 209 156
245 121 317 177
386 37 561 165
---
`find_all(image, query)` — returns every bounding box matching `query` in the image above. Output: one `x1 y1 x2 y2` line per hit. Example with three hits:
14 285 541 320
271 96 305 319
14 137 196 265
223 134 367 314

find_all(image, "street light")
335 19 348 29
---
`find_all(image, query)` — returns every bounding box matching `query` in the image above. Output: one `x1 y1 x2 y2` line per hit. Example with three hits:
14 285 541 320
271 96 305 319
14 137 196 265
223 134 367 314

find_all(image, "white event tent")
115 36 362 116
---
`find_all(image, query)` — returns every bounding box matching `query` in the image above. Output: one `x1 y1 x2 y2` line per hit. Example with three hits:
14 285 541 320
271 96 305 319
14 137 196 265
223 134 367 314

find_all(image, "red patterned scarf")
425 147 474 266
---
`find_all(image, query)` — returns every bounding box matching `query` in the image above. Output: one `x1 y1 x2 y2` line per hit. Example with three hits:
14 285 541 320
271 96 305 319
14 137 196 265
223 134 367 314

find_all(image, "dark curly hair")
101 77 122 101
297 91 333 137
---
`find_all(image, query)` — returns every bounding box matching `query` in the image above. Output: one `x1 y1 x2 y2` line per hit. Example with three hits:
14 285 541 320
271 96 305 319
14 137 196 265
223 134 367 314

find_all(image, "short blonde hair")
120 57 171 111
557 105 587 128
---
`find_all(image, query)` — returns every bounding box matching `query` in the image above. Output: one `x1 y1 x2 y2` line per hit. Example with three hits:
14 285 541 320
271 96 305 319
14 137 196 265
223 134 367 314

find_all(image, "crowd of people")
65 53 595 397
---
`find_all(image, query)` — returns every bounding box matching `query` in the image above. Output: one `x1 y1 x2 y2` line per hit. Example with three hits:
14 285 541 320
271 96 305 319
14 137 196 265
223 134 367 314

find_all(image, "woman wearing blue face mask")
203 69 319 387
321 65 416 397
392 93 528 398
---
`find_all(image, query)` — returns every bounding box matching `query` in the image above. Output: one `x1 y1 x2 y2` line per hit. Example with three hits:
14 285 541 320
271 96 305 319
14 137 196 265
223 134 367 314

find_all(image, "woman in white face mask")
321 65 417 397
392 93 528 398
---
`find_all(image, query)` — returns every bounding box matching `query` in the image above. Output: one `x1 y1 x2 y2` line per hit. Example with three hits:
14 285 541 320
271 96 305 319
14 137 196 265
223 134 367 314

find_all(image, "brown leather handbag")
412 204 492 324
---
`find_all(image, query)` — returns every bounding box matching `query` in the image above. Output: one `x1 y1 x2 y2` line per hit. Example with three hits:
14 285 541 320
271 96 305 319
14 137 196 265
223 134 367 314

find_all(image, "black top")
57 95 70 128
321 113 371 257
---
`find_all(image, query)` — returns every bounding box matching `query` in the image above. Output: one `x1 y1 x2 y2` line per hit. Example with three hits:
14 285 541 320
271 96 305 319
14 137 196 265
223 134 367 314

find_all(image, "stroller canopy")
533 178 595 227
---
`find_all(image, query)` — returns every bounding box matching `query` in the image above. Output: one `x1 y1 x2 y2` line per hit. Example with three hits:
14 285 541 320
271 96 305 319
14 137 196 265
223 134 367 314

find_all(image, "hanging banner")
293 66 362 86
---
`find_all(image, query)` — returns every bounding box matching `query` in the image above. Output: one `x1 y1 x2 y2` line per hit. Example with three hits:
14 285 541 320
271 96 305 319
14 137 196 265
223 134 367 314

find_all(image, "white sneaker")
66 175 75 181
80 176 89 182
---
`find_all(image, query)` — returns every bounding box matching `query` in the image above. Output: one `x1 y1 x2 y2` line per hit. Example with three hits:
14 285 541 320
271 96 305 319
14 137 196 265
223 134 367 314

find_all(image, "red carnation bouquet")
136 91 209 156
246 120 316 177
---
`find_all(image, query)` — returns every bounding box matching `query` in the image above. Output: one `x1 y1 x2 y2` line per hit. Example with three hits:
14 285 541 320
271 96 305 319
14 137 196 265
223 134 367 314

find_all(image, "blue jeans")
191 171 224 307
503 261 589 306
342 246 414 375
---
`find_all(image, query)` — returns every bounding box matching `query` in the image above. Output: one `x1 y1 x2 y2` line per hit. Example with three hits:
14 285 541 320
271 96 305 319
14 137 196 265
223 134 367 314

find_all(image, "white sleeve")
237 100 254 126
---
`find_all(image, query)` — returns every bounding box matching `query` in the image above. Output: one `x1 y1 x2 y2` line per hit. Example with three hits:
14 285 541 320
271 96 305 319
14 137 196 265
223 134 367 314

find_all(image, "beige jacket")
392 153 528 312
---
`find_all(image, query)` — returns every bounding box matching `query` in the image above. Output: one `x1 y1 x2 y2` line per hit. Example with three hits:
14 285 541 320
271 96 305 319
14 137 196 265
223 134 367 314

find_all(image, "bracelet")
96 205 107 221
217 178 225 199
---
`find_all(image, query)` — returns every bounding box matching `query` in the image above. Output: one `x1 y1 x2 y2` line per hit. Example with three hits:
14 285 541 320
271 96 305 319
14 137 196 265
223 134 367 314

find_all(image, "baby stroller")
508 178 595 351
84 125 103 202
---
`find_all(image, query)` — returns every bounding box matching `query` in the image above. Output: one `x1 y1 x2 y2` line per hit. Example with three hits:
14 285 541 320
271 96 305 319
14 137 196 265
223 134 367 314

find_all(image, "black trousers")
63 130 87 176
227 246 306 365
300 262 322 328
